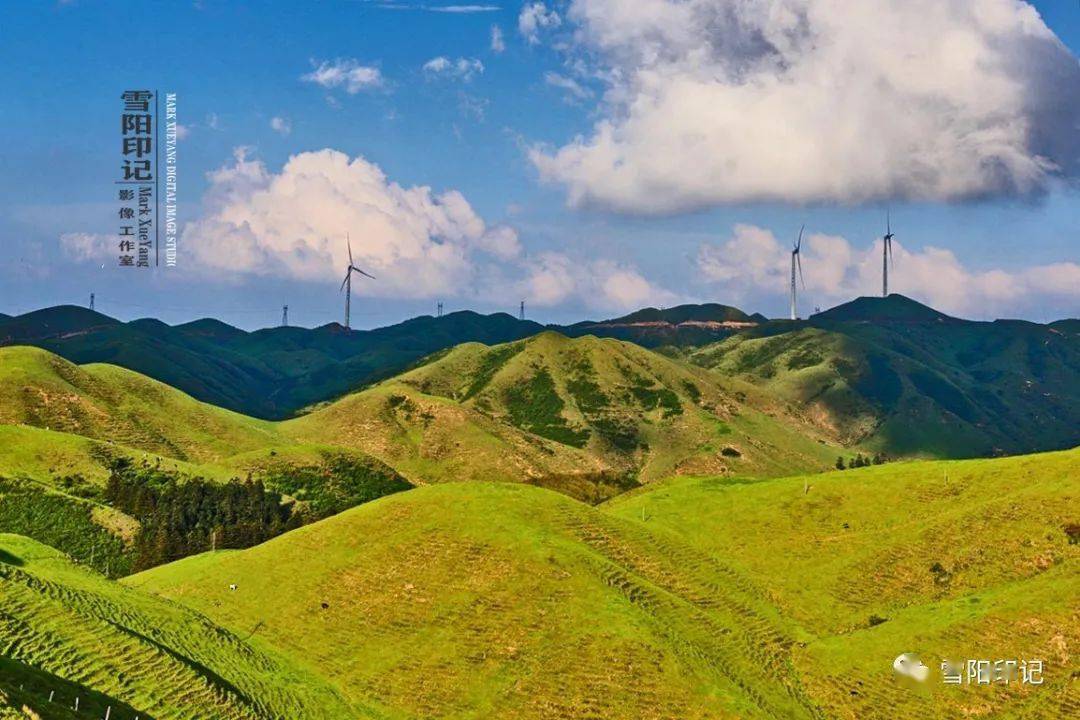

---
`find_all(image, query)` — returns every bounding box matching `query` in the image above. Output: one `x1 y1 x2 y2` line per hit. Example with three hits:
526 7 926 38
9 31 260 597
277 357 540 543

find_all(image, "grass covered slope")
691 295 1080 457
127 482 821 720
128 449 1079 719
608 448 1080 719
0 306 547 419
285 332 838 496
0 533 362 719
0 346 279 463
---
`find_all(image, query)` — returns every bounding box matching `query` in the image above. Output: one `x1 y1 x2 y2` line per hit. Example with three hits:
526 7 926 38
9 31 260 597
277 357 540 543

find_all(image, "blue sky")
0 0 1077 328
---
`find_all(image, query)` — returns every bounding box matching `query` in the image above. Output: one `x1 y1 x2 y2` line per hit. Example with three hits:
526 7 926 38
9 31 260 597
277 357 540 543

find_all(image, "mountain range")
2 295 1076 458
1 294 1077 719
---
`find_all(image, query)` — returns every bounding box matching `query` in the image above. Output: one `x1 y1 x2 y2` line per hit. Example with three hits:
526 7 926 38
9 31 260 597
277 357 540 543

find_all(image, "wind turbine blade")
796 224 804 251
886 209 891 236
347 233 354 266
340 273 350 292
797 252 805 289
354 268 375 279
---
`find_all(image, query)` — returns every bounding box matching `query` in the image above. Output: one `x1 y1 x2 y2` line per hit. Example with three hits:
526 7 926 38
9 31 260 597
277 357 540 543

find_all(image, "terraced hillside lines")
0 346 280 464
608 449 1080 719
129 483 824 719
0 534 361 720
550 505 818 719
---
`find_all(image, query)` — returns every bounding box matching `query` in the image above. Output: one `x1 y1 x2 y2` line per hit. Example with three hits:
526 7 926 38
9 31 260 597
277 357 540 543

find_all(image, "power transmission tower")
282 305 288 327
89 293 95 311
437 301 443 318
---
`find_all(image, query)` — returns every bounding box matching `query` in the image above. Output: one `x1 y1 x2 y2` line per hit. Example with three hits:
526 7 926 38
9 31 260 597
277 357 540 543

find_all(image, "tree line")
835 453 887 470
104 458 304 572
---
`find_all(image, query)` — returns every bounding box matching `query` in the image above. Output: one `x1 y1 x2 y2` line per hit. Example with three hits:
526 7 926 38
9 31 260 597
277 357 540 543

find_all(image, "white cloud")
423 56 484 81
60 233 111 262
270 116 292 136
175 123 191 140
531 0 1080 213
491 24 506 53
544 72 592 101
520 252 676 310
301 59 383 94
698 224 1080 317
519 2 561 44
171 147 676 312
180 148 524 299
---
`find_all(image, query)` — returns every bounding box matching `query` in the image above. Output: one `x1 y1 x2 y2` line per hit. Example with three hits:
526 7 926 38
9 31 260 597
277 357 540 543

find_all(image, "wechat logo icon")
893 653 930 682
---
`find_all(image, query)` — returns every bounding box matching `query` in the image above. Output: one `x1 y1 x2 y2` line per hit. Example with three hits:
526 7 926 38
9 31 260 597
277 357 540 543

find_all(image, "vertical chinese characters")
118 90 157 268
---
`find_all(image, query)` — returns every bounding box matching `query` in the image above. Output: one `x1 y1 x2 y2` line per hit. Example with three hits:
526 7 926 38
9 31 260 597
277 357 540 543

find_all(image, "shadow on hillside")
0 548 23 566
0 656 147 719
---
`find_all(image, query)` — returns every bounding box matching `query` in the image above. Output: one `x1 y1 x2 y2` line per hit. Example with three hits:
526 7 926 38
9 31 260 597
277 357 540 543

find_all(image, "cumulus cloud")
423 56 484 81
698 224 1080 317
491 24 506 53
301 59 383 93
181 148 523 298
269 116 292 136
172 147 673 312
520 252 676 310
531 0 1080 212
519 2 561 44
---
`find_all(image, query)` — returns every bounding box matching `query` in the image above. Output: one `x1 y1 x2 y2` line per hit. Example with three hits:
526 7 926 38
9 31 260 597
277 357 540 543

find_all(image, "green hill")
123 448 1078 719
691 295 1080 457
562 302 763 347
0 345 279 463
126 482 820 719
284 332 839 498
814 293 952 323
607 448 1079 719
0 347 411 575
0 533 362 719
0 307 548 419
1049 318 1080 335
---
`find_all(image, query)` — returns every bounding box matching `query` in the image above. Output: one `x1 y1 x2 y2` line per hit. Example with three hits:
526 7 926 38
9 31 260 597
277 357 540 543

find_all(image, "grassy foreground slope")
286 332 838 497
128 482 822 720
609 449 1080 719
128 449 1078 719
0 534 362 720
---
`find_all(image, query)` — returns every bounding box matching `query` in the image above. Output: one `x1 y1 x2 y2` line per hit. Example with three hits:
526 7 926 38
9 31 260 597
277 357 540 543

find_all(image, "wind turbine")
790 225 805 321
882 211 895 297
340 233 374 330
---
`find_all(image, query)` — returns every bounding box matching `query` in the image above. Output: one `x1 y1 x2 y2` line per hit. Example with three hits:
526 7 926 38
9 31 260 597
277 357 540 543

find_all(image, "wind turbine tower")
882 211 895 297
282 305 288 327
789 225 805 321
340 233 375 330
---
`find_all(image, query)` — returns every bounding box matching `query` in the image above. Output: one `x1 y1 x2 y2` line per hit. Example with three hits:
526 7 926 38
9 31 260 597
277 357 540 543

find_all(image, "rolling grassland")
117 450 1078 719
